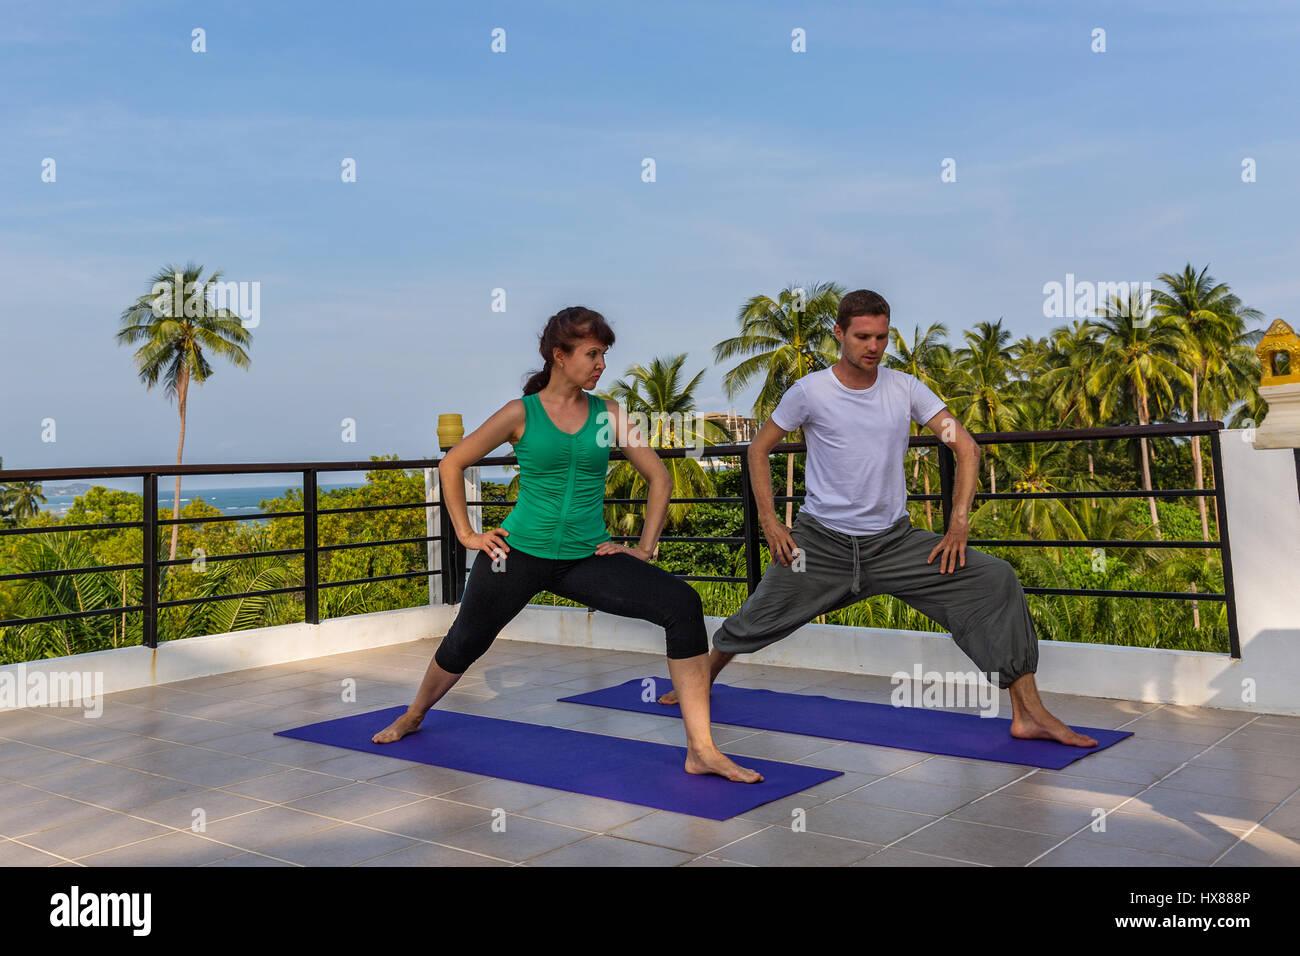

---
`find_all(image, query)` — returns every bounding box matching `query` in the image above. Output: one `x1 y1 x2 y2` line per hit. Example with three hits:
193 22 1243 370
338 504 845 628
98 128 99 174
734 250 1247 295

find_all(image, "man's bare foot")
372 711 423 744
685 747 763 783
657 688 680 706
1010 712 1098 748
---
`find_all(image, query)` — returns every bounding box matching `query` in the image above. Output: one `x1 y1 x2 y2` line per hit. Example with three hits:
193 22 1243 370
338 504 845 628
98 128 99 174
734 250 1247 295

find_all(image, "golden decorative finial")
1256 319 1300 386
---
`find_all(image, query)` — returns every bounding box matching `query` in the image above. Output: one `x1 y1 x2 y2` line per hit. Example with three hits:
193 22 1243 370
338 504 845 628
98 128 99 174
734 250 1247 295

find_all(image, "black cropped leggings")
433 546 709 674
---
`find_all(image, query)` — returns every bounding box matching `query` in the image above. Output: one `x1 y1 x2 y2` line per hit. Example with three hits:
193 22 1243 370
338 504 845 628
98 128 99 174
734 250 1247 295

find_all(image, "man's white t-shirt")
768 366 947 535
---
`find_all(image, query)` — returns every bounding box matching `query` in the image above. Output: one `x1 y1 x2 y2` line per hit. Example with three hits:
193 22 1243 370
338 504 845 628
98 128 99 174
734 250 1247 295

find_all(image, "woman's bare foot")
685 747 763 783
1010 712 1098 748
657 688 680 706
372 711 424 744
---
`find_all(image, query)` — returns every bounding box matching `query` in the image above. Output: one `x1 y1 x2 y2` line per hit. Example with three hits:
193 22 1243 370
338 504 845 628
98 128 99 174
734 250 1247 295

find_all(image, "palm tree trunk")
1087 449 1097 508
1189 368 1210 552
170 367 189 563
912 436 935 527
987 458 996 518
923 466 933 529
1137 391 1161 540
785 452 795 527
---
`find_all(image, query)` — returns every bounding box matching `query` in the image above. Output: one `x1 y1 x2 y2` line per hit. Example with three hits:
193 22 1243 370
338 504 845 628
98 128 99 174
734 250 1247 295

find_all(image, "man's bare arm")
922 407 981 572
747 418 800 564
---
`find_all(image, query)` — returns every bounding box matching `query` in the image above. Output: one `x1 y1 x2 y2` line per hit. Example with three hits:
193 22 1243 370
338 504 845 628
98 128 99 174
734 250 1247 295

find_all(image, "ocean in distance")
35 472 518 521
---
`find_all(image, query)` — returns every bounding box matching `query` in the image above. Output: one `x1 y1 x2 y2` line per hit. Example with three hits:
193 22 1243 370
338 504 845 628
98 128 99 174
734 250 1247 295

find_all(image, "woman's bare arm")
438 400 524 551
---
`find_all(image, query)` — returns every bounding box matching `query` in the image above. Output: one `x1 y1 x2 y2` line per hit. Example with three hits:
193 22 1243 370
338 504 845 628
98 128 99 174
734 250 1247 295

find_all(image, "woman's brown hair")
522 306 616 395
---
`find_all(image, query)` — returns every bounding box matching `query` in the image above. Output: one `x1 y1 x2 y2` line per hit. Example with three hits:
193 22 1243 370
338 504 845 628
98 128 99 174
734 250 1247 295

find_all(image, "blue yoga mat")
275 706 843 821
557 679 1133 770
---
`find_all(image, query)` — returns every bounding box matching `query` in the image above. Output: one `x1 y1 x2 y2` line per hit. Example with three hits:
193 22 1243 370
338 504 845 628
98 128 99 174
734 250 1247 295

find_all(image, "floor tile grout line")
1023 715 1266 866
3 702 480 782
686 824 775 865
10 778 528 867
4 760 516 863
864 766 1044 864
1206 783 1300 866
685 756 954 866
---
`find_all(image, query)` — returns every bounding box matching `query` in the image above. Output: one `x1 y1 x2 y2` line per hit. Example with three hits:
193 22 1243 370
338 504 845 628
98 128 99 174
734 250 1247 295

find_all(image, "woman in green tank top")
374 307 761 785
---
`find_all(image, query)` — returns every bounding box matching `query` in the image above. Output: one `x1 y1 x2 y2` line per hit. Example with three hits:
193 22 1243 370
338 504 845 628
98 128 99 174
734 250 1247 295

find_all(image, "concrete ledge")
0 603 458 712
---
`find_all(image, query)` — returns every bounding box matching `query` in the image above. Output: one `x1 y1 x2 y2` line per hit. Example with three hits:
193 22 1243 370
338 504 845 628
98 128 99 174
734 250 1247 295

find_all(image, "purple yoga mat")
275 706 842 821
557 679 1133 770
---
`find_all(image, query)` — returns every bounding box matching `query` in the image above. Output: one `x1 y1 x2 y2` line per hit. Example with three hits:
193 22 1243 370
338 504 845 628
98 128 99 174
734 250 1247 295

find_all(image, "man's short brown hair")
836 290 891 329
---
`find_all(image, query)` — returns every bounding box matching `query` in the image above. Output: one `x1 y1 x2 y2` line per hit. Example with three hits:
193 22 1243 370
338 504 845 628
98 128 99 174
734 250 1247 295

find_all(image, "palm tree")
1087 289 1192 539
596 354 732 538
1199 328 1266 537
1009 333 1049 375
1219 336 1268 433
0 531 123 661
948 319 1017 510
1150 264 1265 543
713 282 843 526
886 322 951 528
116 263 253 564
969 404 1087 541
1039 320 1104 487
0 457 48 525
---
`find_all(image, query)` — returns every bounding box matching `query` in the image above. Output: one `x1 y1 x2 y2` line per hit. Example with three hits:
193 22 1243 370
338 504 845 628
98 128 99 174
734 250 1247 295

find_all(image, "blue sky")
2 0 1297 487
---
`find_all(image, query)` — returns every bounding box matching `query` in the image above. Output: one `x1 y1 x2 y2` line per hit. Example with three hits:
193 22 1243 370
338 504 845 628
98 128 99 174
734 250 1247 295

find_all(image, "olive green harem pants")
711 510 1039 689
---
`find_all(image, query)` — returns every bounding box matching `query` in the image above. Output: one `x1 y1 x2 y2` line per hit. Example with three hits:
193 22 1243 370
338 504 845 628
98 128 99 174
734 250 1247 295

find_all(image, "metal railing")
0 421 1240 658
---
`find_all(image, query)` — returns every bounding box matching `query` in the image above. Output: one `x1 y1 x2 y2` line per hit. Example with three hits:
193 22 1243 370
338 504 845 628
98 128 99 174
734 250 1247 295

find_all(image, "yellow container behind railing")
437 414 464 451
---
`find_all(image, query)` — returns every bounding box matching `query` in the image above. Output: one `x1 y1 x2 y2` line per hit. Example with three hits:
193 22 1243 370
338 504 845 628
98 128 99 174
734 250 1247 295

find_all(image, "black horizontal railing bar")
600 486 1220 509
602 496 743 506
316 501 436 516
156 547 305 569
1024 586 1226 601
677 574 746 583
0 421 1226 484
1 603 146 627
318 534 440 553
319 569 434 589
964 488 1218 501
0 460 440 481
159 569 441 608
0 561 144 583
901 420 1222 449
157 510 306 526
470 422 1224 467
969 538 1222 550
599 497 744 508
157 584 306 609
610 535 746 545
0 520 144 537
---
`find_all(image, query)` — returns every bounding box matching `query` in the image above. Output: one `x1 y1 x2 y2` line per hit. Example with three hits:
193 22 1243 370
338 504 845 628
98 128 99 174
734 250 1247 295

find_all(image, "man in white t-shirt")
660 290 1097 748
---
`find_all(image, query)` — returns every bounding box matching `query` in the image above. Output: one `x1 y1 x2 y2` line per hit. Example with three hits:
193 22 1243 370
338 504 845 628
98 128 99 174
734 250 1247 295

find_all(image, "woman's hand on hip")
594 541 653 562
462 528 510 560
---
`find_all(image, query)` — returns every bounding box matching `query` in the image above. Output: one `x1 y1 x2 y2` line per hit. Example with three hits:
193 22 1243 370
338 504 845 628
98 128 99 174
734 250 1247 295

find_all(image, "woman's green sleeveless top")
499 391 613 559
